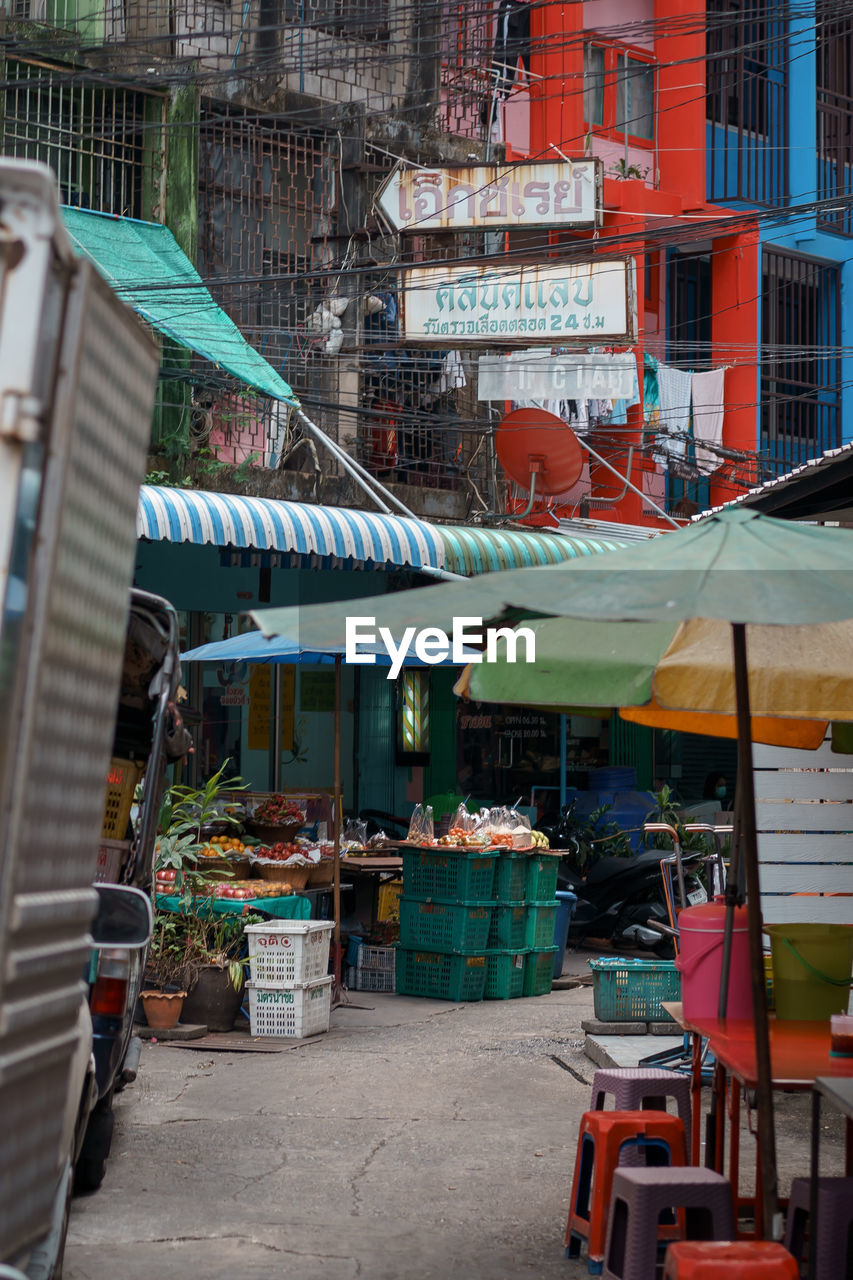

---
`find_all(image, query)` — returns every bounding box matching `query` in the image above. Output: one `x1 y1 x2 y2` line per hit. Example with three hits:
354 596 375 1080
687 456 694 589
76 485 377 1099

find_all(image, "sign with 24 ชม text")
401 259 634 346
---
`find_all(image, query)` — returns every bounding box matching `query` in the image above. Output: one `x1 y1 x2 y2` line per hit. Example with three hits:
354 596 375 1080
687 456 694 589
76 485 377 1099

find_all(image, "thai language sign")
401 260 634 345
376 160 601 231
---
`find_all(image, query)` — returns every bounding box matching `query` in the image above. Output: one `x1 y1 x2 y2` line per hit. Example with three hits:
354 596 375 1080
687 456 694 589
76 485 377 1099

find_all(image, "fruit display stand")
154 891 312 921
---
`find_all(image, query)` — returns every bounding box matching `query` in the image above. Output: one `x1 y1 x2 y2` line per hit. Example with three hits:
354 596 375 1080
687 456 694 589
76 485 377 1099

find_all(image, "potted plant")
179 911 263 1032
155 760 250 903
140 912 189 1029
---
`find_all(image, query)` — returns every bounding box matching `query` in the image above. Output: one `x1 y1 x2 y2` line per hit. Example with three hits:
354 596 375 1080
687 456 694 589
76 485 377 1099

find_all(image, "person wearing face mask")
703 772 728 807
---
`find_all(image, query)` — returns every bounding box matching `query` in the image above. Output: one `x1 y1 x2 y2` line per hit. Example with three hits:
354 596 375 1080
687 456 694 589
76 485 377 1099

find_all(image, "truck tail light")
90 948 131 1018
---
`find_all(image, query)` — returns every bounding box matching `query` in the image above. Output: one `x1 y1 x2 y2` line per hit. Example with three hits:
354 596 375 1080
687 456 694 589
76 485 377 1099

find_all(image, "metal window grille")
0 60 165 219
760 249 840 477
441 2 497 139
283 0 390 40
817 3 853 236
706 0 788 205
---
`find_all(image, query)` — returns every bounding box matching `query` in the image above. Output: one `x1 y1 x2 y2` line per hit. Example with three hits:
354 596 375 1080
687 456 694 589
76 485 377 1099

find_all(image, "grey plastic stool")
602 1166 735 1280
784 1175 853 1280
591 1067 692 1160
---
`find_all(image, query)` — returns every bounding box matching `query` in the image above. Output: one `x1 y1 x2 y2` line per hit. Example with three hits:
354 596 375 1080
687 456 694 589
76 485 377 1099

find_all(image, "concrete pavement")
65 966 847 1280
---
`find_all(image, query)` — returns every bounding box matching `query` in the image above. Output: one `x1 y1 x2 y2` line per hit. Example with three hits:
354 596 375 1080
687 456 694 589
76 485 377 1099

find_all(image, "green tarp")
61 207 298 406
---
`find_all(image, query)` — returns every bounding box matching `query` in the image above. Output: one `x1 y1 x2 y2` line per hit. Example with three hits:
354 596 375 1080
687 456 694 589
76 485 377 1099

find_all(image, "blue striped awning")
136 485 446 571
434 524 627 575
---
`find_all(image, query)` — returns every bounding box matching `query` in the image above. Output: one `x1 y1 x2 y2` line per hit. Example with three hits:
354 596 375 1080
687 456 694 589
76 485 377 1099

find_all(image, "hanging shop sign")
401 259 635 346
376 160 602 232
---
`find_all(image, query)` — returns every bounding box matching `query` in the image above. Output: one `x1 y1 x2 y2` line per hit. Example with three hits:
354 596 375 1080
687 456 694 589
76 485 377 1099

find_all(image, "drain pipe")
293 407 418 520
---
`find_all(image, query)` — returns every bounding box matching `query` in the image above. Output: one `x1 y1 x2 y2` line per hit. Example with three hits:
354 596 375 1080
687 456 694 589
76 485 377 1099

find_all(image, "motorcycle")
542 802 710 957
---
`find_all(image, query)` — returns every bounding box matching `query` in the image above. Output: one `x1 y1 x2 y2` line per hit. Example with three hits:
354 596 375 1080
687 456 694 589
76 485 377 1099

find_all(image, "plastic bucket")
674 903 753 1021
553 891 577 979
764 923 853 1021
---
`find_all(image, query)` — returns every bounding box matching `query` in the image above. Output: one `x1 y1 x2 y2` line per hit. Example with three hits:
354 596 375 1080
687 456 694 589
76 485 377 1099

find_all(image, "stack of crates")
347 941 396 992
486 849 562 999
244 921 335 1037
395 844 498 1001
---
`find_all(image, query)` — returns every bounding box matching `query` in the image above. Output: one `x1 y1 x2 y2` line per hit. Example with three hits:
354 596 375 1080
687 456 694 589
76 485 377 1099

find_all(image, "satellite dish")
495 407 584 496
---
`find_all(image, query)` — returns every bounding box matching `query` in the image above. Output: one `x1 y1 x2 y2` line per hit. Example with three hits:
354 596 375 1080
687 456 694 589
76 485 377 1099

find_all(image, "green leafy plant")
144 912 190 991
156 760 248 905
612 158 650 181
181 911 264 991
231 451 261 484
647 784 713 852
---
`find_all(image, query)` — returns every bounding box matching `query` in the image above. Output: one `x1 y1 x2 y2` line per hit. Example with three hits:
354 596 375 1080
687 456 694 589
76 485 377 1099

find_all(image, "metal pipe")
732 622 780 1240
295 407 419 519
559 713 567 808
333 655 342 991
515 471 539 519
581 437 681 528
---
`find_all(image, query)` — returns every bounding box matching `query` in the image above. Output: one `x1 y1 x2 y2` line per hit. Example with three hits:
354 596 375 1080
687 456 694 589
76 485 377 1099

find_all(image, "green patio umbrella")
254 508 853 1236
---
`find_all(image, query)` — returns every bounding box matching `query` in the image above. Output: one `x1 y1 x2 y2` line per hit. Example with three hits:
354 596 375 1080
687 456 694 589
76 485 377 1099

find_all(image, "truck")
0 159 169 1277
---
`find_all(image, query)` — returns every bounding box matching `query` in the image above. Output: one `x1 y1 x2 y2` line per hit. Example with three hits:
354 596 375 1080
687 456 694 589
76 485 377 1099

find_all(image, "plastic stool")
784 1176 853 1280
566 1110 687 1274
663 1241 799 1278
602 1167 735 1280
591 1067 692 1159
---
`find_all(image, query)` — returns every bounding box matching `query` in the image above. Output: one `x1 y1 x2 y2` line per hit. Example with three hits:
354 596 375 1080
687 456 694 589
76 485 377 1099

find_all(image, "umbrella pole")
732 623 780 1239
333 655 342 990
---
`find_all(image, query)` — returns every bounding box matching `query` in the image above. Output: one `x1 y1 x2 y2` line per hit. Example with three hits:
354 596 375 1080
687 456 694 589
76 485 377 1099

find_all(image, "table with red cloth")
662 1003 853 1238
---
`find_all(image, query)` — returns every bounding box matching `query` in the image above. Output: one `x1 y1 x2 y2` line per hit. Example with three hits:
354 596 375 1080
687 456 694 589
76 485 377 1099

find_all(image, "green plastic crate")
399 896 494 951
395 946 487 1001
525 852 560 902
401 846 496 900
484 949 528 999
493 850 528 903
526 901 558 949
523 946 558 997
488 903 527 949
589 957 679 1022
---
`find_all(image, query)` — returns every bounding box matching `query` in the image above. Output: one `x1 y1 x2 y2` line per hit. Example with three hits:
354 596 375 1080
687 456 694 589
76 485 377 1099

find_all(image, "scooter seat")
585 849 666 886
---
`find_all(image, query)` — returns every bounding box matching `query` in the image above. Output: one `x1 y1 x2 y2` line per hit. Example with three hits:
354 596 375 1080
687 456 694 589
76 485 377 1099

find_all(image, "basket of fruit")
252 842 312 889
245 795 306 844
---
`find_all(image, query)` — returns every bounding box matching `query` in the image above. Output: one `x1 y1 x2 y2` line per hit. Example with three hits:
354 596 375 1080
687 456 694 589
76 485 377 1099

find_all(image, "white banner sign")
402 260 634 345
477 350 639 400
376 161 601 232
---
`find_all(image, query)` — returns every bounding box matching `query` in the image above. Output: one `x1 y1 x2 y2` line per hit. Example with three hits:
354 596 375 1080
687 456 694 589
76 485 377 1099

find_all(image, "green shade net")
61 207 298 406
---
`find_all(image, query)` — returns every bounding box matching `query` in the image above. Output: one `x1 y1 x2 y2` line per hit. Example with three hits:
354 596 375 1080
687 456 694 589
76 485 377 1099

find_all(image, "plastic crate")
493 850 528 904
523 947 559 997
245 921 334 984
399 897 494 951
488 903 527 950
247 976 332 1037
357 943 395 974
377 878 403 922
394 947 487 1002
102 757 143 839
525 852 560 902
346 965 395 993
590 957 680 1022
401 846 496 900
484 949 528 999
525 902 558 949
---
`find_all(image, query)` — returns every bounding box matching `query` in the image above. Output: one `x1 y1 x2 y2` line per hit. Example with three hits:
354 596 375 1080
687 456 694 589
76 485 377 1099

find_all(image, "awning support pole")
580 438 681 529
333 655 342 991
294 408 419 520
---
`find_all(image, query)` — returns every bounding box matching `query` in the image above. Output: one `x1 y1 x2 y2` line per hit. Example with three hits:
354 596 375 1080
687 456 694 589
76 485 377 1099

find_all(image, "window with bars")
817 2 853 235
283 0 390 40
0 60 164 219
706 0 787 205
760 250 840 477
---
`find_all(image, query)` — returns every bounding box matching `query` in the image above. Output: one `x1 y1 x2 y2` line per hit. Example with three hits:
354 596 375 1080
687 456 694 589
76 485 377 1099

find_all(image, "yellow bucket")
764 923 853 1021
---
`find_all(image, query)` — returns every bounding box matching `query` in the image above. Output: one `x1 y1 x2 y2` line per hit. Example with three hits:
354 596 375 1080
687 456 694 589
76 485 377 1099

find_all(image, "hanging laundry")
433 350 466 394
656 363 693 465
691 368 725 476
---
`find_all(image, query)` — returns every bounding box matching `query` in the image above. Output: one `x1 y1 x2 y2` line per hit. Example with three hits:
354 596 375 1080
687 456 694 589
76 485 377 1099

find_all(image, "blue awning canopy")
137 485 447 571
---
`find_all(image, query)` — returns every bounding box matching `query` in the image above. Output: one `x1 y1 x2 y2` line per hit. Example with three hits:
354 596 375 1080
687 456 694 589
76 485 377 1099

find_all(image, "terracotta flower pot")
141 990 187 1030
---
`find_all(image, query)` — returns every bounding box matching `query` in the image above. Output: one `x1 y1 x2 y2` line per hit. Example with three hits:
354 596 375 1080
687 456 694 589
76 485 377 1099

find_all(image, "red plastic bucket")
674 903 753 1021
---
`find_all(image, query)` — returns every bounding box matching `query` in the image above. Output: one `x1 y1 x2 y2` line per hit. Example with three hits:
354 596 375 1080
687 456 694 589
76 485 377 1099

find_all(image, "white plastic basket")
247 977 333 1037
245 921 334 984
349 965 395 993
357 943 395 974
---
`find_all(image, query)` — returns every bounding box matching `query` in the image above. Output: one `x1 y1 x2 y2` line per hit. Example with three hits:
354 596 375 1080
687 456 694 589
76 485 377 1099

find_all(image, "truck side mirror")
90 884 152 948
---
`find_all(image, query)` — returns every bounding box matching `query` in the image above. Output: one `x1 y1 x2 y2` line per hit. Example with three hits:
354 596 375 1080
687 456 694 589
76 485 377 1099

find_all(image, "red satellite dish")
495 408 583 495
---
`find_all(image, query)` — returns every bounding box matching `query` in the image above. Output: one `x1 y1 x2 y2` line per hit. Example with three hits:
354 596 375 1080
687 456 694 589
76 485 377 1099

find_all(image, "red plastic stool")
565 1110 687 1274
663 1241 799 1278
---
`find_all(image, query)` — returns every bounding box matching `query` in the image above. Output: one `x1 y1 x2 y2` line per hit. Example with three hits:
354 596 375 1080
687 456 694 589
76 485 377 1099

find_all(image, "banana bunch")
530 829 550 849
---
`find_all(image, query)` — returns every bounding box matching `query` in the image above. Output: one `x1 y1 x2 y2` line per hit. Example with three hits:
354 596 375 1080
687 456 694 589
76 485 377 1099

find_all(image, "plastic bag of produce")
407 803 434 845
343 817 368 848
506 808 532 848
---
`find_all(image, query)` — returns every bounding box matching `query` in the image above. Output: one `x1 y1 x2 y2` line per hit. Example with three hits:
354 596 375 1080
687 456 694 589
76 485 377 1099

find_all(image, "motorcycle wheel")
73 1094 115 1195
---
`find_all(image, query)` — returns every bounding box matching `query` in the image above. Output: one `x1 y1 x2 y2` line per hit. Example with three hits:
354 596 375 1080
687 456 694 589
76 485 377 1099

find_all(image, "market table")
662 1002 853 1238
155 892 312 920
339 856 402 929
